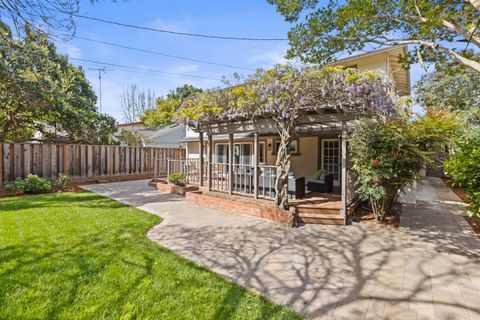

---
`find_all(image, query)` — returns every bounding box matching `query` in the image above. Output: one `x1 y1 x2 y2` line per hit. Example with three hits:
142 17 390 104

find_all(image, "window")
216 143 253 165
259 142 266 164
215 144 229 164
274 139 298 154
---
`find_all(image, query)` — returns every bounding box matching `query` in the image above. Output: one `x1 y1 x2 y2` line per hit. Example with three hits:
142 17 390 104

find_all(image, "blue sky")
53 0 426 122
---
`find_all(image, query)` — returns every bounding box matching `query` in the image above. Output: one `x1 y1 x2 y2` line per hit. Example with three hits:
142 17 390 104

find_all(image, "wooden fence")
0 143 185 184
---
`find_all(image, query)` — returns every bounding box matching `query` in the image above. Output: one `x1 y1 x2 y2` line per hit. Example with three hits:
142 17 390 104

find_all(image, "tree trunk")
274 118 295 210
370 188 397 221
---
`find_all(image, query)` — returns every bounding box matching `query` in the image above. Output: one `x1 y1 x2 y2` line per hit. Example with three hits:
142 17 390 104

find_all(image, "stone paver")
83 178 480 320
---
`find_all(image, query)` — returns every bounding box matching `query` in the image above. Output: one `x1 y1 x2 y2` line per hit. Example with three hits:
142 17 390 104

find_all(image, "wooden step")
296 207 340 215
297 216 344 225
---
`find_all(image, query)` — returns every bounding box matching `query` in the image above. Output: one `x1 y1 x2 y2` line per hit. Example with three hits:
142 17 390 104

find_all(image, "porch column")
253 132 259 199
207 134 213 191
199 132 204 186
228 133 234 195
341 121 348 225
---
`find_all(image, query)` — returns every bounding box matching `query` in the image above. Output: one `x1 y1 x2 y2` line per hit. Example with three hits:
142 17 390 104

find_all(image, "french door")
321 139 341 186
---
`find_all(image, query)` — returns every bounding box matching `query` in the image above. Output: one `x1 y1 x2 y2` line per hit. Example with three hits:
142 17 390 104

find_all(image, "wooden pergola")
192 110 358 225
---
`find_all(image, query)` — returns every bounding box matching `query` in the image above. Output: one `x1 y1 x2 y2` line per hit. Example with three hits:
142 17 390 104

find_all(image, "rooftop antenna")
88 67 113 113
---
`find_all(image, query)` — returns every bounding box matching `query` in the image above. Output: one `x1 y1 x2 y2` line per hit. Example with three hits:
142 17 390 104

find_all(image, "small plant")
55 173 72 191
313 169 326 180
15 174 51 194
4 182 17 195
168 172 186 186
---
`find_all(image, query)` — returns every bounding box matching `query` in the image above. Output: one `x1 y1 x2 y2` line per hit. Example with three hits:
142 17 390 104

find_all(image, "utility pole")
88 67 113 113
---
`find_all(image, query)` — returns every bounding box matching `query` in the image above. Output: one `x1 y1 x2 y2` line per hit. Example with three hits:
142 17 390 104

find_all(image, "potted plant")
167 172 198 195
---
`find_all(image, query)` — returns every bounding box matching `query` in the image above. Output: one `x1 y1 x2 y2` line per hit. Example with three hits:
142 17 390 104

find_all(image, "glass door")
322 139 341 186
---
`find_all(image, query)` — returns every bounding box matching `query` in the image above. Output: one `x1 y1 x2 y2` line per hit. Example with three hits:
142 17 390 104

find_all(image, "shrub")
168 172 186 186
444 130 480 217
15 174 51 194
349 121 425 221
313 169 326 180
55 173 72 191
4 182 17 194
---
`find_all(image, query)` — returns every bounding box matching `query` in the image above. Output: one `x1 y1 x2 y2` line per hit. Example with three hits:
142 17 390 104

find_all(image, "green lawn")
0 192 300 320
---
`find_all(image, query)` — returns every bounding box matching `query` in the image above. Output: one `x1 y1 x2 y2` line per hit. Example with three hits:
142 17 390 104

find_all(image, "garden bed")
354 202 402 229
442 178 480 239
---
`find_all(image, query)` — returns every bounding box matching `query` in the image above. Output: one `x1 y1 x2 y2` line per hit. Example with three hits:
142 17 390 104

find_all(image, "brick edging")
185 191 294 226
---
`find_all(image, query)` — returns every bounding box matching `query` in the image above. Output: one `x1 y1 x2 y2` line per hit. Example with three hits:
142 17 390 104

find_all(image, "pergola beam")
196 113 357 135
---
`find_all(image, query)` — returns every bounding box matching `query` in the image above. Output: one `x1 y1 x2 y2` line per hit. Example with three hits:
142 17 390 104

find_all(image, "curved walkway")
83 178 480 320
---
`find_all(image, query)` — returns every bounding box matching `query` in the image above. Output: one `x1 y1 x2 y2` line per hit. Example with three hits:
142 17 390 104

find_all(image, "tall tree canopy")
414 51 480 123
141 84 202 127
268 0 480 72
0 23 117 144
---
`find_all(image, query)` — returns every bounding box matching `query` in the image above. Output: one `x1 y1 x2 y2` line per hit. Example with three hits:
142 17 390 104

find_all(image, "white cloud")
149 15 192 33
55 42 83 59
247 45 289 68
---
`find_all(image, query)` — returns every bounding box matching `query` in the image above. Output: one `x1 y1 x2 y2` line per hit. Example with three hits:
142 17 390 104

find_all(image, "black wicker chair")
307 173 334 193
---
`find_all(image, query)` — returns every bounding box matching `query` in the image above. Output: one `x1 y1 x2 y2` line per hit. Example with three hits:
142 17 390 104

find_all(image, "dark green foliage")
349 121 425 221
414 52 480 124
3 182 16 194
167 84 203 100
268 0 480 72
168 172 186 186
15 174 52 194
0 23 117 144
444 129 480 217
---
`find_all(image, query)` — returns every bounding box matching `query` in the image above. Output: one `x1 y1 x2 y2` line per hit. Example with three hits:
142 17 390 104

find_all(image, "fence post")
199 132 204 187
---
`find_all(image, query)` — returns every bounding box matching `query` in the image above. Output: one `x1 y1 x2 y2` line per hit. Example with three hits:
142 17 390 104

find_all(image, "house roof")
115 121 145 128
327 46 410 96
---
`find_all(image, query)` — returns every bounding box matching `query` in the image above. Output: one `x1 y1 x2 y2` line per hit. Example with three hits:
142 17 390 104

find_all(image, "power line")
71 35 255 71
0 44 223 81
71 13 289 41
70 57 223 81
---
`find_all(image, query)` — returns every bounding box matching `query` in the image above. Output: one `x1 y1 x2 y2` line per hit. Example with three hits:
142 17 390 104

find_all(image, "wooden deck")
288 193 345 225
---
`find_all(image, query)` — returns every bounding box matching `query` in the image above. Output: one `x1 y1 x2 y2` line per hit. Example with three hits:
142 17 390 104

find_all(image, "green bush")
444 130 480 217
55 173 72 191
4 182 17 194
15 174 52 194
349 121 425 221
168 172 186 186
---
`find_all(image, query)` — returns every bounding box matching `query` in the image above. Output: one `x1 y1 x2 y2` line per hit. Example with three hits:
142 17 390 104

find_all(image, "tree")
414 51 480 123
141 84 202 127
268 0 480 72
141 97 182 126
0 0 103 35
117 129 144 146
444 127 480 217
0 23 117 144
167 84 203 100
180 66 398 209
120 84 156 123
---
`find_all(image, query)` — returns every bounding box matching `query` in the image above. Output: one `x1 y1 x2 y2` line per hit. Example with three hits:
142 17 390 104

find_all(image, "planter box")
153 180 198 196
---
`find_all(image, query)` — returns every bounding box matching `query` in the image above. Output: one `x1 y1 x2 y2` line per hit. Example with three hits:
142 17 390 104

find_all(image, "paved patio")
83 178 480 320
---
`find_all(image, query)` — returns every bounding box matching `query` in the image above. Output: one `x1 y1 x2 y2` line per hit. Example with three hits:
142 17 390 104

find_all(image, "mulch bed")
354 202 401 229
441 178 480 239
0 182 87 198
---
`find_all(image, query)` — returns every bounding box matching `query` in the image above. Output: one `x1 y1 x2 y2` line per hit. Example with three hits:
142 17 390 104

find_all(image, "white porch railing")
161 158 278 199
163 158 206 185
210 162 277 199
